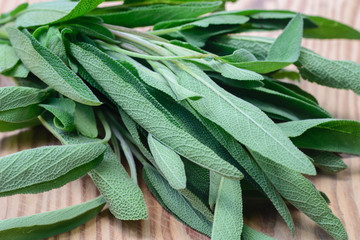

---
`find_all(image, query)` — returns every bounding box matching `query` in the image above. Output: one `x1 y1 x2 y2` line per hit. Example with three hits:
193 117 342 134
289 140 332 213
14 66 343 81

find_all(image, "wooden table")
1 0 360 239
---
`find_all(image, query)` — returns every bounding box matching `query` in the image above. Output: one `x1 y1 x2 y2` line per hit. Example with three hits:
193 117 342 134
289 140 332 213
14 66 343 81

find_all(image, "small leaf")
211 177 243 240
0 44 19 73
0 142 106 197
74 103 98 138
0 105 43 123
0 196 106 240
148 134 187 189
305 150 347 173
40 98 76 132
0 118 40 132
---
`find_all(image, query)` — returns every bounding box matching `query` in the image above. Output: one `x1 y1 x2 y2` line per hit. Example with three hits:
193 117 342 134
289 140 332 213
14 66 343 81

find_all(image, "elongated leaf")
40 114 148 220
148 134 187 189
7 28 101 106
211 177 243 240
40 98 76 132
279 119 360 155
178 188 213 222
209 172 221 210
0 196 106 240
69 41 242 179
2 62 29 78
0 105 43 123
242 224 275 240
0 142 106 197
170 61 315 175
0 118 40 132
192 113 295 233
208 35 360 95
91 2 222 27
74 103 98 138
16 0 104 27
224 86 331 121
0 44 19 73
0 86 49 112
252 152 347 240
304 150 347 173
143 164 212 236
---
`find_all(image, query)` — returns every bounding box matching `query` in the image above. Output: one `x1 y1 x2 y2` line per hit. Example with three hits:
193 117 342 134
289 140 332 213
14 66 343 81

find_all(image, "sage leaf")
16 0 104 27
148 134 187 190
91 2 222 28
2 62 29 78
7 27 101 106
40 98 76 132
40 114 148 220
0 118 40 132
305 150 347 173
253 152 347 240
279 119 360 155
143 164 212 236
0 86 49 112
211 177 243 240
69 42 243 179
0 142 106 197
0 105 43 123
0 44 19 73
209 172 221 210
74 103 98 138
171 61 315 175
242 224 275 240
0 196 106 240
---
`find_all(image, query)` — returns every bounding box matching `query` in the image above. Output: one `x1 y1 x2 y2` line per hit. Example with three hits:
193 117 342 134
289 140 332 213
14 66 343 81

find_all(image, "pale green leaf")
74 103 98 138
0 44 19 73
305 150 347 173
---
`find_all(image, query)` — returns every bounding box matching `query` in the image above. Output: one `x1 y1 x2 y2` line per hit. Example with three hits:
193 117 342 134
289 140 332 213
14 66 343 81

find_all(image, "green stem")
103 24 167 42
149 25 193 36
99 41 215 61
97 111 112 144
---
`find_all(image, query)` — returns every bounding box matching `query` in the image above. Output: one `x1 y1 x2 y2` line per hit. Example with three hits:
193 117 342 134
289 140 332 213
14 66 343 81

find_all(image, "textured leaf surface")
242 224 275 240
0 196 106 240
211 177 243 240
69 42 242 179
143 164 212 236
0 105 43 123
172 61 315 175
148 134 187 189
305 150 347 173
74 103 98 138
7 28 101 106
0 142 106 197
253 152 347 240
16 0 104 27
0 86 48 111
40 115 148 220
40 98 76 131
91 2 222 27
279 119 360 155
0 44 19 72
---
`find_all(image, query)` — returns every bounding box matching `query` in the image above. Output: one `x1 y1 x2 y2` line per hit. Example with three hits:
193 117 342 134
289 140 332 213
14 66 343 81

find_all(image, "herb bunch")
0 0 359 239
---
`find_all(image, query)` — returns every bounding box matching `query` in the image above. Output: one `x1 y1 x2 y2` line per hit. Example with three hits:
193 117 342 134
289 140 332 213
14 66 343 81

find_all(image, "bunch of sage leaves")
0 0 359 239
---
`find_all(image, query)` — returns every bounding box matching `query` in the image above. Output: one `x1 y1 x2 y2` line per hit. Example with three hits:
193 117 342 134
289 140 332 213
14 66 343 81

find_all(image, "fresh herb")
0 1 359 239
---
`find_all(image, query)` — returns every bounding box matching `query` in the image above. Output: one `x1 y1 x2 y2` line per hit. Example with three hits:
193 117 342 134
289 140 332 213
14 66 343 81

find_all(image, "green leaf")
304 150 347 173
171 61 315 175
40 115 149 220
2 62 29 78
0 3 28 25
0 44 19 73
143 164 212 236
7 27 101 106
0 105 43 123
209 172 221 210
211 177 243 240
74 103 98 138
16 0 104 27
278 119 360 155
303 16 360 39
209 35 360 95
0 142 106 197
0 86 49 112
0 196 106 240
69 42 243 179
90 2 222 28
242 224 275 240
148 134 187 189
0 118 40 132
252 152 347 240
224 86 331 121
40 98 76 132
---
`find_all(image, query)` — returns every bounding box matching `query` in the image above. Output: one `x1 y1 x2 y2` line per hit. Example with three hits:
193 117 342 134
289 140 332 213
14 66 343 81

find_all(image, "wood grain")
0 0 359 239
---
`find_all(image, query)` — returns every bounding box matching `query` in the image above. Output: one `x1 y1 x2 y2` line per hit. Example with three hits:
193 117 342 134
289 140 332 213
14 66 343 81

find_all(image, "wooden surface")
1 0 360 239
